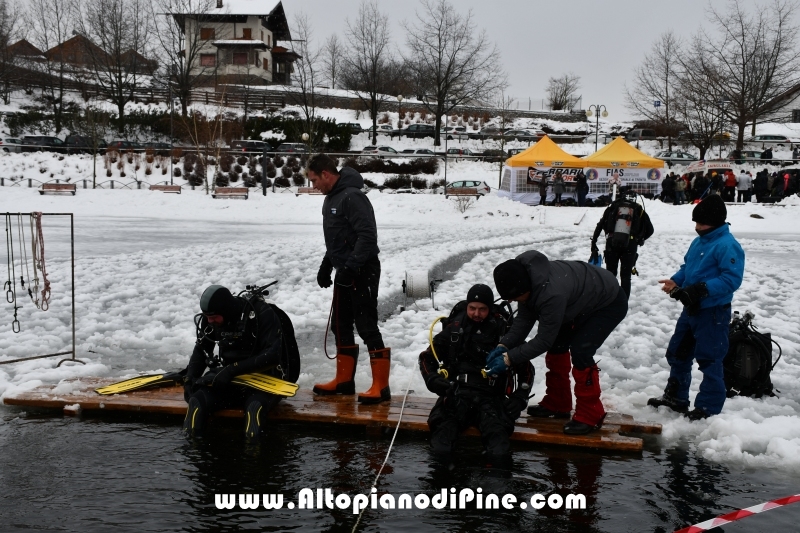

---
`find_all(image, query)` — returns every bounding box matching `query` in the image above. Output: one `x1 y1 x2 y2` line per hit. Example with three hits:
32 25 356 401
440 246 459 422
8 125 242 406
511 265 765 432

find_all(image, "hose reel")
401 270 442 311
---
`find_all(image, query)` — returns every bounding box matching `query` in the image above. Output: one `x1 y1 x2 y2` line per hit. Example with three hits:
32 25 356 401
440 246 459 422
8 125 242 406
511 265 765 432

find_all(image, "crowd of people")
660 168 799 204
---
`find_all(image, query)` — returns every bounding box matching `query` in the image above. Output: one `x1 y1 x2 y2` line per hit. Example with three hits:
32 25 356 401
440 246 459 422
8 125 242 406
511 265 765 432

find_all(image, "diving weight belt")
96 371 299 397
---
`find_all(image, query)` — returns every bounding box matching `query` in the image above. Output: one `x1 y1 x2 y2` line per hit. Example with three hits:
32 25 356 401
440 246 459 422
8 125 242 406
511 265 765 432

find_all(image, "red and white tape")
675 494 800 533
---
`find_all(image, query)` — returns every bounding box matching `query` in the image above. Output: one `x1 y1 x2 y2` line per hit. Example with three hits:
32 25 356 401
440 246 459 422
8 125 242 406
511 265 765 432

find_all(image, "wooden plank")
4 381 659 452
150 184 181 194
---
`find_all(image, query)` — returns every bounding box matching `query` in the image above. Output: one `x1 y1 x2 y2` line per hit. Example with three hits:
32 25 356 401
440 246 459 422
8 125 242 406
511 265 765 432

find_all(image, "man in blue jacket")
650 195 745 420
306 153 391 404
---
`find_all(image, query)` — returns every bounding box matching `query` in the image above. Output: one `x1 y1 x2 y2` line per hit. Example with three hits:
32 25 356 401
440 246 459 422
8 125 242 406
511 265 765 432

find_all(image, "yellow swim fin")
232 373 299 397
95 371 185 395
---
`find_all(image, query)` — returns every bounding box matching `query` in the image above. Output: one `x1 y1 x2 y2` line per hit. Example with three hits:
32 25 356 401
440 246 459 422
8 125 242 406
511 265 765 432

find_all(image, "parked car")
375 124 394 134
626 129 657 141
446 148 477 158
727 150 762 162
480 149 507 162
583 134 615 145
401 148 435 155
22 135 66 153
441 126 469 140
503 129 546 142
106 140 141 152
745 134 800 146
64 134 108 154
141 141 172 156
230 140 272 153
470 126 507 140
654 150 698 166
403 124 435 139
0 137 23 153
361 145 398 155
345 123 364 134
445 180 491 196
274 142 309 153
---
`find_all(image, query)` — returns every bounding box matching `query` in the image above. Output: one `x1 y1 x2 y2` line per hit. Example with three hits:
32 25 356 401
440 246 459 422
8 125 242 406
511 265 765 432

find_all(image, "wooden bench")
149 184 182 194
39 183 77 196
212 186 249 199
296 187 323 196
445 187 480 199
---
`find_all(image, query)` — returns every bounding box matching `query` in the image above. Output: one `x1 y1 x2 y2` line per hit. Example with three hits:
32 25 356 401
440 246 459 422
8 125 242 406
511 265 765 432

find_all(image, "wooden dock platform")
4 379 661 452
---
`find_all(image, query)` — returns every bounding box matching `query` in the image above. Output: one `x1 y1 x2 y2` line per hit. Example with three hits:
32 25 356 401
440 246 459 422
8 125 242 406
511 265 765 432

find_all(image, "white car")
375 124 394 134
445 180 491 196
362 145 397 154
745 134 800 146
441 126 469 140
401 148 435 155
1 137 23 153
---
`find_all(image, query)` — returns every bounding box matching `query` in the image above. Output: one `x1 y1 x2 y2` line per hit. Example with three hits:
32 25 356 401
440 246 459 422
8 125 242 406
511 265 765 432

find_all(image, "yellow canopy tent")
581 137 665 197
506 135 588 167
582 136 665 168
498 135 587 204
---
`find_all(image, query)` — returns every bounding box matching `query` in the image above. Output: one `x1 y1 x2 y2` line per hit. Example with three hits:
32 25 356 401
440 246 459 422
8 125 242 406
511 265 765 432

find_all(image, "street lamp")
397 95 403 129
301 133 310 186
585 105 609 152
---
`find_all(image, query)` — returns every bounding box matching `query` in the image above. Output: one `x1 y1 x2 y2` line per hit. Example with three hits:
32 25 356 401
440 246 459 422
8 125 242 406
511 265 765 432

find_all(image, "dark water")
1 409 800 533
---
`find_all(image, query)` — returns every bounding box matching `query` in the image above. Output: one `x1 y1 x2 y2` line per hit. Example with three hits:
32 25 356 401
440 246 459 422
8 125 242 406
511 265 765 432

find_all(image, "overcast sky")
282 0 754 120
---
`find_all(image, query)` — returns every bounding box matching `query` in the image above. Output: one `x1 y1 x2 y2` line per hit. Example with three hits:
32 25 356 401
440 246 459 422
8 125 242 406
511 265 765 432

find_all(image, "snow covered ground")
1 177 799 474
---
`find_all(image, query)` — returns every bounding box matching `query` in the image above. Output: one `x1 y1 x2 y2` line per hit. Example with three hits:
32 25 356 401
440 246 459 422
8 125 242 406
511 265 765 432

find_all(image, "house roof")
172 1 291 41
8 39 45 58
45 34 107 62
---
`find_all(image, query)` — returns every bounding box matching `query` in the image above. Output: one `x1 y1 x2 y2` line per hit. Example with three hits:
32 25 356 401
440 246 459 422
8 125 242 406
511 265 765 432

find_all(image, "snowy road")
2 188 800 474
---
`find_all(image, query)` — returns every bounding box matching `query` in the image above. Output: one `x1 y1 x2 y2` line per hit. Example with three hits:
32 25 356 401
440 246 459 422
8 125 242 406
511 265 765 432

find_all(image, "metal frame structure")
1 212 81 367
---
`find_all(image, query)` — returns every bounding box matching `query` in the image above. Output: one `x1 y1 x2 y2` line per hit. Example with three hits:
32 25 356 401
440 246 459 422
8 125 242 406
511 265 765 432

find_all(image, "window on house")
254 53 259 66
263 58 268 70
267 35 271 47
200 54 216 66
233 52 248 65
277 62 285 73
200 28 215 40
242 28 251 39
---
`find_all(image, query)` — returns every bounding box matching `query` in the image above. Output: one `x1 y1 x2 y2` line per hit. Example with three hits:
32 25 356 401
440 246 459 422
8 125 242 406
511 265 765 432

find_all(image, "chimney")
216 0 222 7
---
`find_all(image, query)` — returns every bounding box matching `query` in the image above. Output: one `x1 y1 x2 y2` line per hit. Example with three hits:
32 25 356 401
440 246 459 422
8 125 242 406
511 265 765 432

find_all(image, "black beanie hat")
200 285 241 323
466 284 494 308
692 194 727 227
493 259 532 300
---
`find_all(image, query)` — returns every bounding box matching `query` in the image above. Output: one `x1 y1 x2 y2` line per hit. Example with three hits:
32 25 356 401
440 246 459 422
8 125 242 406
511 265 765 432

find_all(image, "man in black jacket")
306 153 391 404
591 190 655 297
183 285 300 439
419 284 534 464
485 251 628 435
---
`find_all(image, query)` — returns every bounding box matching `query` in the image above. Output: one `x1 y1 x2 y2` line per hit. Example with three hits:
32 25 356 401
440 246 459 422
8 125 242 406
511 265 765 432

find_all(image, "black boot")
685 407 710 421
647 378 689 413
244 400 265 440
527 404 570 419
183 396 207 439
563 419 595 435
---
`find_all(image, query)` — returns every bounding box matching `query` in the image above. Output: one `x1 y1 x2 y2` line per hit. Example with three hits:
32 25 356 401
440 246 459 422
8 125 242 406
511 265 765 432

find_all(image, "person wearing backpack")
649 195 745 420
723 170 737 202
419 284 534 465
485 251 628 435
590 190 655 297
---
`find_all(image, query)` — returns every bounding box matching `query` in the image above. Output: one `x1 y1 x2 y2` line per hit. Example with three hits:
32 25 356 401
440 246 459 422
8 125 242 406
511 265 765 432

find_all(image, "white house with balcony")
173 0 300 87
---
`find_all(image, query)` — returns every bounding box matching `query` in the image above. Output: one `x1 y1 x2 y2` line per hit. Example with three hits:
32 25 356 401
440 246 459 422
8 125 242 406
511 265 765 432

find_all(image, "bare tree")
0 0 21 104
150 0 218 117
404 0 506 146
320 34 342 89
493 92 516 186
76 0 154 133
340 0 393 146
689 0 800 149
672 65 727 160
625 31 681 149
288 12 323 147
546 73 581 111
25 0 76 133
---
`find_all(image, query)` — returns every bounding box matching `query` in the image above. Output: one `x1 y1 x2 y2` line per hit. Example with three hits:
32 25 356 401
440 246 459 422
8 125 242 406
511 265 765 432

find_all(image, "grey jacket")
500 251 620 365
322 167 380 270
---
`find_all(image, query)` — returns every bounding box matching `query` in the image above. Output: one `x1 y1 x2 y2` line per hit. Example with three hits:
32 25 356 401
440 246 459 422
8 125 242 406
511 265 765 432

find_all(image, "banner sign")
526 166 584 184
585 167 662 183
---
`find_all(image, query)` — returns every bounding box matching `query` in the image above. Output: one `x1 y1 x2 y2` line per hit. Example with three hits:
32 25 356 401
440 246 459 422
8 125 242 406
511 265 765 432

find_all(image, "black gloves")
317 257 333 288
195 366 235 389
590 241 599 254
426 375 454 397
504 392 529 419
335 267 356 287
670 282 709 315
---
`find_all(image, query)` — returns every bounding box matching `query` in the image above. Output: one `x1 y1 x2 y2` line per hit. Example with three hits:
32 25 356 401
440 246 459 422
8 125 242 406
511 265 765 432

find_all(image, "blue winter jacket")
671 224 744 309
